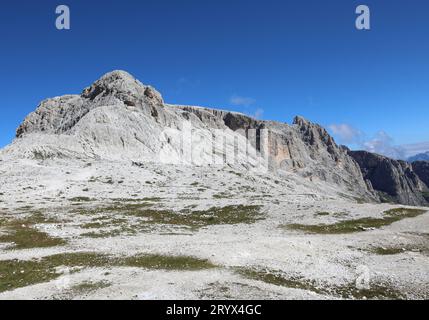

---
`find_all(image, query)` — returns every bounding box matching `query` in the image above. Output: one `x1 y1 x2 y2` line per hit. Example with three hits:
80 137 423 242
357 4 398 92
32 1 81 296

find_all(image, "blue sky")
0 0 428 157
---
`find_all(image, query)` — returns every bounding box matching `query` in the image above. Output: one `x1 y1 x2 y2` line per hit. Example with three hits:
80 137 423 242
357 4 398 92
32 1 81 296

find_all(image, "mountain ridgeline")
3 70 429 206
408 152 429 162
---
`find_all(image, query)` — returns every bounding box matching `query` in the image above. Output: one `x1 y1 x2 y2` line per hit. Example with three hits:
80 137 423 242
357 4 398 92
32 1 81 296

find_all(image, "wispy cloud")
328 124 363 145
327 123 425 160
400 142 429 158
362 131 406 159
229 94 263 119
229 95 256 107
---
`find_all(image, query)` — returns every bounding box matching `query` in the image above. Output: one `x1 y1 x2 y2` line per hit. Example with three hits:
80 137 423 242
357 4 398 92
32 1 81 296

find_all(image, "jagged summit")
293 115 310 125
15 71 164 138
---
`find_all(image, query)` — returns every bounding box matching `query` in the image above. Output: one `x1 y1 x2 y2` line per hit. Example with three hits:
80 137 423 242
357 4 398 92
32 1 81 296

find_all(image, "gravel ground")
0 159 428 300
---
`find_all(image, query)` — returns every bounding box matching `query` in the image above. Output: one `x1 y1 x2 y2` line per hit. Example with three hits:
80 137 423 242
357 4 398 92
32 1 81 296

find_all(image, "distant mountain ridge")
408 151 429 163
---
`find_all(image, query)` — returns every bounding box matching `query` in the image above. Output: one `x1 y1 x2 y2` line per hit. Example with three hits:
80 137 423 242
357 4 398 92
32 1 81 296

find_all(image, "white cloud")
400 141 429 158
362 131 406 159
328 124 363 145
328 124 413 159
229 95 256 107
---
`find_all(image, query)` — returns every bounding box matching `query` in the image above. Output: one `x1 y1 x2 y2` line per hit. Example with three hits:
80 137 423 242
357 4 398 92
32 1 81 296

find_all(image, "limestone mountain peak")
5 70 429 206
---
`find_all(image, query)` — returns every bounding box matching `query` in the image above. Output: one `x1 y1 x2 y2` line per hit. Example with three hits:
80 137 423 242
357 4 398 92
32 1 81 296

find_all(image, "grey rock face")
166 108 374 199
349 151 428 206
2 70 387 202
16 71 165 138
16 95 86 137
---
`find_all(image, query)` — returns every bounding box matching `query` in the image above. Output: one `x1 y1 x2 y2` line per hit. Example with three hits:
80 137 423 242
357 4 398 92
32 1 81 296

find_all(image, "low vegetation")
236 267 404 299
315 211 330 216
69 197 93 202
370 247 406 255
284 208 427 234
213 192 234 199
70 280 111 295
370 244 428 256
122 254 216 270
0 252 216 293
0 258 59 293
75 203 263 238
0 213 66 249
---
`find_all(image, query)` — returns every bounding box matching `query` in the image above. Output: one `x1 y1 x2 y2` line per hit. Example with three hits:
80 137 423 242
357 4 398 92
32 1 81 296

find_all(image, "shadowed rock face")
349 151 428 206
412 161 429 189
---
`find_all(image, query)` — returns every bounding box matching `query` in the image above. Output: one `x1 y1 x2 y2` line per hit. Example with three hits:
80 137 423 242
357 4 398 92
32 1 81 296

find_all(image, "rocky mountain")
349 151 428 206
1 70 376 202
408 152 429 162
2 70 428 206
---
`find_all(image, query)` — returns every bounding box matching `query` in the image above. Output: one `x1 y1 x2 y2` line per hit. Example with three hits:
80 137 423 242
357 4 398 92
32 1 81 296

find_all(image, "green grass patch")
43 252 111 268
284 208 427 234
81 222 105 229
0 252 109 293
236 267 404 299
370 244 428 256
176 205 264 228
71 202 153 216
236 267 323 294
213 192 234 199
69 197 92 202
0 252 216 293
122 254 216 270
76 204 263 238
370 247 406 255
81 227 134 238
0 259 59 293
0 214 66 249
315 211 330 216
17 205 34 211
141 197 163 202
70 280 111 294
